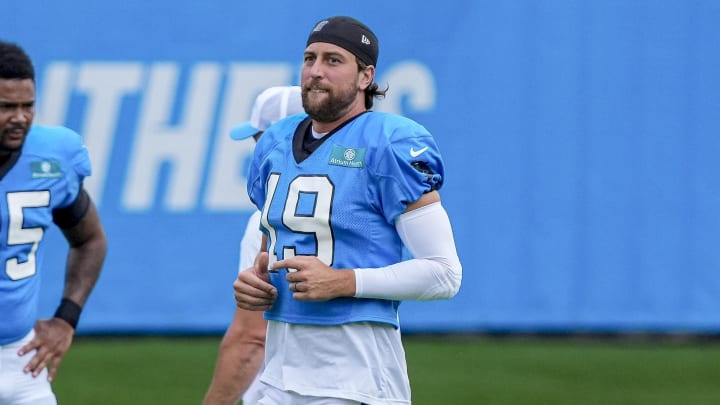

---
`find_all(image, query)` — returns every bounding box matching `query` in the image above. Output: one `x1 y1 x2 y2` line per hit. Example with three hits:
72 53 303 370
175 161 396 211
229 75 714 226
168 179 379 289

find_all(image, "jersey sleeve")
64 127 92 178
58 127 92 208
371 120 445 224
246 116 301 212
247 142 267 213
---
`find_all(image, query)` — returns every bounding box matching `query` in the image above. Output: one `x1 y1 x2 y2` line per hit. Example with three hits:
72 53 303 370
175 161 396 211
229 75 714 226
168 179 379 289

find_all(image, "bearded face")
301 79 358 123
301 42 371 127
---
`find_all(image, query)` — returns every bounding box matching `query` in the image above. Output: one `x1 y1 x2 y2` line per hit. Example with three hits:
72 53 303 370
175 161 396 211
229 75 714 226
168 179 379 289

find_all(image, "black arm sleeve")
52 188 91 229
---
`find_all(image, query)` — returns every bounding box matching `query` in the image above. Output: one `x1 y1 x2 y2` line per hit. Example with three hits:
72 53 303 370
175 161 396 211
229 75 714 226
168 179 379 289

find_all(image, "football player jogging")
203 86 305 405
0 41 107 405
233 16 462 405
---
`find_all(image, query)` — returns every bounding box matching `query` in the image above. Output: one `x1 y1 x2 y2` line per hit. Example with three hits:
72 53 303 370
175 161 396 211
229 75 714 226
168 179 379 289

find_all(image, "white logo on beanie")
361 34 371 45
313 20 329 32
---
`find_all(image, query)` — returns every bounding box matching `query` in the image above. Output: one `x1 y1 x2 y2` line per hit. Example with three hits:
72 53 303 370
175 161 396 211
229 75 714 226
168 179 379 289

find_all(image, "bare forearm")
60 200 107 307
64 238 106 306
204 337 264 404
204 308 267 404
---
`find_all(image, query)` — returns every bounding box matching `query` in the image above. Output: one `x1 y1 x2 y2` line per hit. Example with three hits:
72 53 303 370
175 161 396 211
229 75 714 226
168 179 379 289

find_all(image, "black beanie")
306 16 379 67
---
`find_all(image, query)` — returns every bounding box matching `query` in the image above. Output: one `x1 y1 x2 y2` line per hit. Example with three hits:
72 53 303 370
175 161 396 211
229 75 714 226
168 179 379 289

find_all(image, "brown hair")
357 59 387 110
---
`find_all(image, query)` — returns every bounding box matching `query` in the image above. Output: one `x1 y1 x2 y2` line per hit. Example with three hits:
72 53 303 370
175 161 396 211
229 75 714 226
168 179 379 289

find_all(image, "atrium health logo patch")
31 160 62 179
329 145 365 168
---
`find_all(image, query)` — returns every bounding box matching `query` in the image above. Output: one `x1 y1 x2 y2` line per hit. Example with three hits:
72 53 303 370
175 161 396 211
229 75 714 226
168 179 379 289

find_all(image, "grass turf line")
52 335 720 404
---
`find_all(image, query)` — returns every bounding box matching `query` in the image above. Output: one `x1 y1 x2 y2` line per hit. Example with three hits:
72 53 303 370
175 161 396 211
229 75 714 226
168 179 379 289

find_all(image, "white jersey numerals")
5 191 50 280
261 174 335 270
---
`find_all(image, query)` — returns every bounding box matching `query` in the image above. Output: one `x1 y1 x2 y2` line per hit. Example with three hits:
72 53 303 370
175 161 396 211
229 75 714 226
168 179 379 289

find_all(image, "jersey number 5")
4 191 50 280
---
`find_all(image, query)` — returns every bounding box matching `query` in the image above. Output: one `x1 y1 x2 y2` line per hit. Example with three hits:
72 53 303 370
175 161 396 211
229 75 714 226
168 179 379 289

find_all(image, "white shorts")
256 383 367 405
0 330 57 405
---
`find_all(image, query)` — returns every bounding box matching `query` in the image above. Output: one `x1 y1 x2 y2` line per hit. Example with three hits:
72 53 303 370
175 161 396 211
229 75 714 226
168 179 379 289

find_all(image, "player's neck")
0 149 21 173
310 126 328 140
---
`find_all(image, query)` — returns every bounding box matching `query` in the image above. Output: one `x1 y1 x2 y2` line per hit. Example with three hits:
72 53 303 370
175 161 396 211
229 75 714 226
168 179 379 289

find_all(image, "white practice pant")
0 330 57 405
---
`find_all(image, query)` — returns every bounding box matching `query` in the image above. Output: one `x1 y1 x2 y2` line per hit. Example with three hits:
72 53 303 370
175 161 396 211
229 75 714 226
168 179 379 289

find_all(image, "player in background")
233 16 462 404
0 40 108 404
203 86 304 405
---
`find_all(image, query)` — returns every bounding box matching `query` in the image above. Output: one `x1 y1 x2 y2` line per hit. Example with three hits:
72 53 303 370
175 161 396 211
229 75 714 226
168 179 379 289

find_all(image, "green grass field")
52 335 720 404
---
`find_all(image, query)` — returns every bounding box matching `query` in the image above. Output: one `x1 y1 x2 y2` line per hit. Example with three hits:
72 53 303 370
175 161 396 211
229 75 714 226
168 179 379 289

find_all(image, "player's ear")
358 64 374 91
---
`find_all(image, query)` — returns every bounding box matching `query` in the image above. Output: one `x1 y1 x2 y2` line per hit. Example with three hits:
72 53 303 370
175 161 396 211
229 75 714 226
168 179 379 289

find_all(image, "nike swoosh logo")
410 146 429 158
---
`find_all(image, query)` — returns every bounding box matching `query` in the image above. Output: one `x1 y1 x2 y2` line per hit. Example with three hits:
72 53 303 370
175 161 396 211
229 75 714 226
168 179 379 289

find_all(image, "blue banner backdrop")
3 0 720 333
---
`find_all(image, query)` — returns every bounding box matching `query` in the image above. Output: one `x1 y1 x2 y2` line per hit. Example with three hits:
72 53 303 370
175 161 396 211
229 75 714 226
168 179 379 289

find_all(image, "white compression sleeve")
353 201 462 301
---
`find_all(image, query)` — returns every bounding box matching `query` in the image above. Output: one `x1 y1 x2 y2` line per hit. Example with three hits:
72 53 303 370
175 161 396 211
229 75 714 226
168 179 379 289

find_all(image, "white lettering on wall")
376 61 436 114
36 62 74 126
205 64 295 211
123 63 221 211
35 61 436 212
76 64 144 202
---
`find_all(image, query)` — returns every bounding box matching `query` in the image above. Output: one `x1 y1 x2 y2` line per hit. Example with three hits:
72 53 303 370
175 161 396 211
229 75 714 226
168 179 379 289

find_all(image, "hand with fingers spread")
274 256 356 301
234 252 277 310
18 319 74 382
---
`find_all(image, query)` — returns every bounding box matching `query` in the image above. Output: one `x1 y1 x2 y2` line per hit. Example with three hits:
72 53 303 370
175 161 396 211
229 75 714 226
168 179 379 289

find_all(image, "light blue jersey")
0 126 91 345
248 111 444 328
